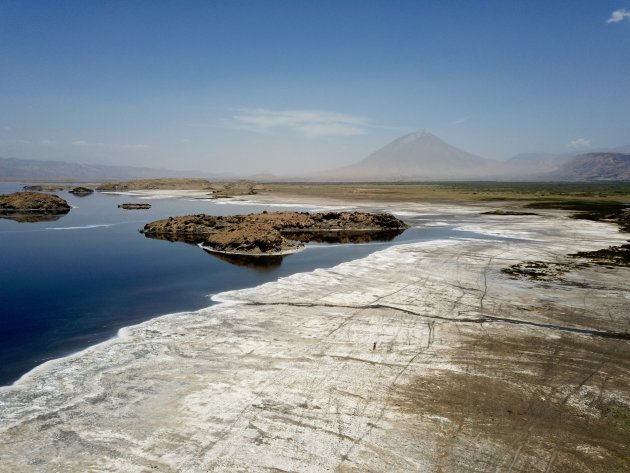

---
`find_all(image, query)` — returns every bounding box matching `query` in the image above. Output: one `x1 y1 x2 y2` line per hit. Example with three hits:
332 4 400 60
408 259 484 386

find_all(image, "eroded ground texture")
1 201 629 472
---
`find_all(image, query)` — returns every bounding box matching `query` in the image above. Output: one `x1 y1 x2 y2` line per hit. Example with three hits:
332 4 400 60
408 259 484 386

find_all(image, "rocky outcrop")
142 211 408 255
69 186 94 196
206 222 288 254
97 178 213 192
118 203 151 210
548 153 630 181
0 191 71 212
0 191 71 222
22 185 67 192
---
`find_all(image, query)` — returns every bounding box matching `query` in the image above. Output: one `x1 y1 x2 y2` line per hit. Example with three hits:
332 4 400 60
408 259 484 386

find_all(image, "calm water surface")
0 182 471 385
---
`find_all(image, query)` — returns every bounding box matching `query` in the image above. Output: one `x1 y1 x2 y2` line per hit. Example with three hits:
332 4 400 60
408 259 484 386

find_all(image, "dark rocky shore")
0 191 71 222
142 211 408 255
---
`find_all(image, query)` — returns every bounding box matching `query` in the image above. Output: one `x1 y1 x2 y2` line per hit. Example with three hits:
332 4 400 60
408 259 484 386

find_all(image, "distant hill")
548 153 630 181
312 131 630 182
0 157 198 180
316 131 500 181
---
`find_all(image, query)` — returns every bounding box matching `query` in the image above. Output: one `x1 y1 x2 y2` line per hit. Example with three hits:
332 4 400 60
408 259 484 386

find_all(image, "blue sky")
1 1 629 174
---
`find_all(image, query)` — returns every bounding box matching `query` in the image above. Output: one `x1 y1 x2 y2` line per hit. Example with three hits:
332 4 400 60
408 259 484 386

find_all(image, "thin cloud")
41 139 57 145
566 138 591 149
227 108 369 137
451 115 474 126
607 9 630 23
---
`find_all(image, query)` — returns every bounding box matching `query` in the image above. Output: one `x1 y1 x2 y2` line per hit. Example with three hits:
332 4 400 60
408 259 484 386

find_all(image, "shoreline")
198 242 305 257
0 196 417 391
1 195 629 471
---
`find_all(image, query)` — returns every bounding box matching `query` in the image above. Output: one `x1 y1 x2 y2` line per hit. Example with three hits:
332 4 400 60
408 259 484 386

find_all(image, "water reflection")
0 210 70 223
202 249 284 270
144 228 406 269
142 232 205 244
287 229 405 244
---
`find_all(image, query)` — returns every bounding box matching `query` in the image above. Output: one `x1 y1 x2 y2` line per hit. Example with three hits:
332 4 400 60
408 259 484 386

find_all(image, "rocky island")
0 191 71 222
142 211 408 255
118 203 151 210
68 186 94 196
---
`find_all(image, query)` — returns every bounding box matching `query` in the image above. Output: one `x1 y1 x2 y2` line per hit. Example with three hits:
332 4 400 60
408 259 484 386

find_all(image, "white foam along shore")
1 198 629 472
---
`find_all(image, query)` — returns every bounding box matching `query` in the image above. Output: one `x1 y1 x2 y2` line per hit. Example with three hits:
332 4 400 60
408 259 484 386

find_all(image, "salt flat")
1 200 628 472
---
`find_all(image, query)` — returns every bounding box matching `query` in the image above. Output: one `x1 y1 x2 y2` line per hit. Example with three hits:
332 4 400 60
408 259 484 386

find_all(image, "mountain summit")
321 130 498 181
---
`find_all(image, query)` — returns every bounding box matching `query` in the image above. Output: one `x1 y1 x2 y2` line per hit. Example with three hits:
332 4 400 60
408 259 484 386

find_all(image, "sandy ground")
0 196 629 472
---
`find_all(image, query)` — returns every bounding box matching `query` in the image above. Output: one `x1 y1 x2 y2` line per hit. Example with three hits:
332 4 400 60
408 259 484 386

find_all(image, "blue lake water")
0 182 479 386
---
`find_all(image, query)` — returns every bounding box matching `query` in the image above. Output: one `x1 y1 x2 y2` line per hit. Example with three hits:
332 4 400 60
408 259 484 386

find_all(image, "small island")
0 191 71 222
118 203 152 210
142 211 408 255
69 186 94 196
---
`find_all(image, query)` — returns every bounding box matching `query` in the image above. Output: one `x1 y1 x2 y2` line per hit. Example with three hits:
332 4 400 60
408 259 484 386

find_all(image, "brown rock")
205 222 293 254
69 186 94 196
0 191 71 222
0 192 71 212
141 211 408 255
96 178 213 192
118 203 151 210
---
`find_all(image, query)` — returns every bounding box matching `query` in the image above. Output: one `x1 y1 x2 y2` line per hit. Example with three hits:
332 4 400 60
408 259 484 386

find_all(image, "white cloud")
566 138 591 149
41 139 57 145
607 9 630 23
227 108 369 137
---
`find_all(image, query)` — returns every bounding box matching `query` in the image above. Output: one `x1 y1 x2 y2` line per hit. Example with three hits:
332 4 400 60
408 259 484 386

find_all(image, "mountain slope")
548 153 630 180
318 131 499 181
0 157 197 180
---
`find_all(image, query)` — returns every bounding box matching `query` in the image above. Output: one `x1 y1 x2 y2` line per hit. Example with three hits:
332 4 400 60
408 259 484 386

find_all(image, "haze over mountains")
314 130 630 182
0 158 231 181
318 131 498 180
2 131 629 181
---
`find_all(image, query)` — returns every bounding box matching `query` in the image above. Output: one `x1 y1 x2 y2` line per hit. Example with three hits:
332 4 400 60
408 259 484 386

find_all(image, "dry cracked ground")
0 201 629 472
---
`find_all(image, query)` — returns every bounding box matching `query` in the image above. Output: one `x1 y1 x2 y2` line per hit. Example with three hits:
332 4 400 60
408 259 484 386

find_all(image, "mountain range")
0 158 235 181
2 131 629 181
312 131 630 181
548 153 630 181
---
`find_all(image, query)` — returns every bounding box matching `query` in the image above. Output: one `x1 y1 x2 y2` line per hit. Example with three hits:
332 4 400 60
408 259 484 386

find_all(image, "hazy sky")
1 1 629 174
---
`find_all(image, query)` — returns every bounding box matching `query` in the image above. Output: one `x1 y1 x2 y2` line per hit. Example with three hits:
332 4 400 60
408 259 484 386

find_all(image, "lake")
0 182 475 385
